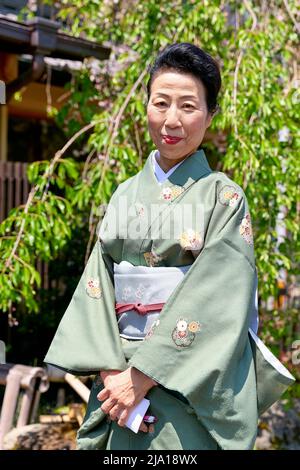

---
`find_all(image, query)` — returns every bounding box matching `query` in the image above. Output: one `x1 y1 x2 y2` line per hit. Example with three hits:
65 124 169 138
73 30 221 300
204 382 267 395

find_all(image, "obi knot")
115 302 165 316
134 303 147 315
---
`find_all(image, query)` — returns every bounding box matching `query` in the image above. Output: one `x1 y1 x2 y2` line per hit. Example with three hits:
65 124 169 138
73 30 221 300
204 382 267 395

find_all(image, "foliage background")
0 0 299 392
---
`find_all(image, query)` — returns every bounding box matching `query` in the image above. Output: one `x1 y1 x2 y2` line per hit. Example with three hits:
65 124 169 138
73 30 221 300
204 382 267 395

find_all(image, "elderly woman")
44 43 294 450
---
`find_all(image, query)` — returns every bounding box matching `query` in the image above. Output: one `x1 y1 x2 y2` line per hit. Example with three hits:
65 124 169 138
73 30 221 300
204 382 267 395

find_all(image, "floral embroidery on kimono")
239 213 253 245
171 318 201 348
143 249 163 267
179 229 203 251
135 283 146 299
86 278 102 299
145 319 160 340
218 185 241 207
160 185 184 201
122 286 132 301
134 203 145 217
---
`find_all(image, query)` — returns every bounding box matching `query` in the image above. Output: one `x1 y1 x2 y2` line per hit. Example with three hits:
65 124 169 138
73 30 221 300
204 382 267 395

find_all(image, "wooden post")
64 373 90 404
0 53 18 162
0 105 8 162
0 367 23 450
0 80 5 105
0 341 5 364
0 364 49 450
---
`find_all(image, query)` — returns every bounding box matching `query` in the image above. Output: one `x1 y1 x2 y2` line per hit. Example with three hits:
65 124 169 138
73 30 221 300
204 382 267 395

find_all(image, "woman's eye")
155 102 166 106
183 104 194 109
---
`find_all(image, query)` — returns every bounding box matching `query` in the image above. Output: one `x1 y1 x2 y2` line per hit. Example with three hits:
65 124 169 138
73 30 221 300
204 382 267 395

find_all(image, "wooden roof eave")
0 16 111 103
0 16 111 61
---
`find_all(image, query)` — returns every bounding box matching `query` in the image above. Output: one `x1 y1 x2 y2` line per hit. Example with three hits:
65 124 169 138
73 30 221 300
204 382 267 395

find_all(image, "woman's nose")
164 106 181 126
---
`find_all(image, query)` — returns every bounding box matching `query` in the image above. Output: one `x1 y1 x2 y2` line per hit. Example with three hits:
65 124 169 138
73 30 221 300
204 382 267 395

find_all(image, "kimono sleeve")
128 188 260 449
44 239 127 375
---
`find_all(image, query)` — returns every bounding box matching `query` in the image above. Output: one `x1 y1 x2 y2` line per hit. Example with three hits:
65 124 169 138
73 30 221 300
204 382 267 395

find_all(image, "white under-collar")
152 150 185 183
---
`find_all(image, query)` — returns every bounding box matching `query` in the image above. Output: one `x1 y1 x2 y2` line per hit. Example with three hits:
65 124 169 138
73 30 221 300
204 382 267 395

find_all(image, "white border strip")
249 328 294 380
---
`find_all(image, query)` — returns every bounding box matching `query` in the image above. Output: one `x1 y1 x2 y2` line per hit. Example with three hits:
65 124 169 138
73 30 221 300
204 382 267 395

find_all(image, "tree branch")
282 0 300 34
2 120 103 274
233 0 258 135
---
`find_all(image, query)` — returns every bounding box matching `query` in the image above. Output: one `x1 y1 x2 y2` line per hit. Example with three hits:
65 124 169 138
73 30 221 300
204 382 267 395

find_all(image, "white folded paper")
125 398 150 434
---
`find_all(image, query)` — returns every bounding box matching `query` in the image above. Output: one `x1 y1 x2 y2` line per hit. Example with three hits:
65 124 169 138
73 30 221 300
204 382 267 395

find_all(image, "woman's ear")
205 112 213 129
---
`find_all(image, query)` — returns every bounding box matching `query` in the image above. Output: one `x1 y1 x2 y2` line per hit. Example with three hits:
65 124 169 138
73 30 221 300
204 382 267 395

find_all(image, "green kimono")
44 148 295 450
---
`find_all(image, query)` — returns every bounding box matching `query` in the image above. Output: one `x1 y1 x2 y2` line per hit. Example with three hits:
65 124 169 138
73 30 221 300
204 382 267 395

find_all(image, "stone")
3 422 78 450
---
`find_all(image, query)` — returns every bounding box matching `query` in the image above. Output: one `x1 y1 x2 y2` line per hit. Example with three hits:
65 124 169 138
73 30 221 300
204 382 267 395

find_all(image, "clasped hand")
97 367 157 433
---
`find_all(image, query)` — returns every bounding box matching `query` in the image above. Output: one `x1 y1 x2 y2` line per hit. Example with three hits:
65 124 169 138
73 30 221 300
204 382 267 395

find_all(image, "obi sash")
113 262 191 339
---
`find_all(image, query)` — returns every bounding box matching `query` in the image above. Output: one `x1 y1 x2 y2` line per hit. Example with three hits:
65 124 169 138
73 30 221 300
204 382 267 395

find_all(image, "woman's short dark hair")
146 43 221 115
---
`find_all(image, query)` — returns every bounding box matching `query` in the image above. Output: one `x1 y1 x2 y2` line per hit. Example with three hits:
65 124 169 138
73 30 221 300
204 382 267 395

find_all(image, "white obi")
113 262 191 339
113 261 260 341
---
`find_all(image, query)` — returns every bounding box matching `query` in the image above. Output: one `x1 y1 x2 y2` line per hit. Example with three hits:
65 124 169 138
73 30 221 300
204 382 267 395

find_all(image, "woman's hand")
97 367 157 430
99 369 152 433
100 369 122 384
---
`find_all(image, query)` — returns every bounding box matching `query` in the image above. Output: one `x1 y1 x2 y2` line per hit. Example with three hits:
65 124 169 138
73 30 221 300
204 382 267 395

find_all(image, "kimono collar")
152 150 185 183
137 148 212 205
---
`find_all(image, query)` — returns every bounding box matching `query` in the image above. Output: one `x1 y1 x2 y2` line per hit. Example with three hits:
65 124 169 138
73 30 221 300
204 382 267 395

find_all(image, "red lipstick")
162 135 183 145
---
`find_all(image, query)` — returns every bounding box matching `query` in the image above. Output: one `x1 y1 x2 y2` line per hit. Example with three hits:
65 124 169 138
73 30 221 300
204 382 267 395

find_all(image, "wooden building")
0 0 111 222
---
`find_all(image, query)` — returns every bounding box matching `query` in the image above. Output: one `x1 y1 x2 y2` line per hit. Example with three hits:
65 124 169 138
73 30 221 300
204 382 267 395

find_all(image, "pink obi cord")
115 302 165 316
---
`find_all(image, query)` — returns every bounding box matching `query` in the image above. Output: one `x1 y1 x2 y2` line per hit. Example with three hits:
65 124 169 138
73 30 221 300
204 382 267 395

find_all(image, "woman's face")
147 70 213 166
